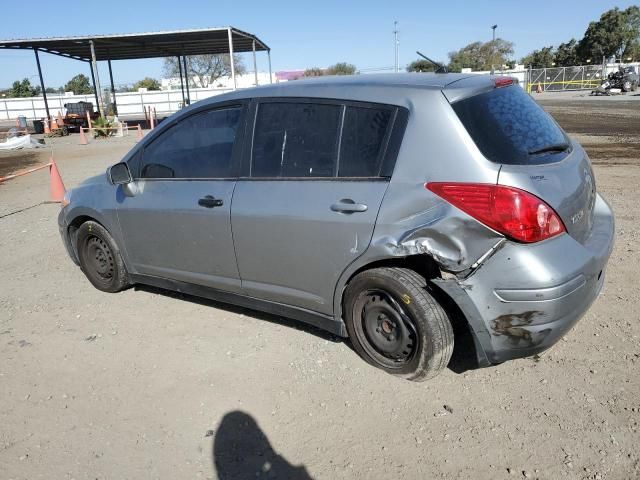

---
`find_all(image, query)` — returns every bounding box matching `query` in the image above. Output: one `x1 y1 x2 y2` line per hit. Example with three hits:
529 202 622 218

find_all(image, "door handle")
330 199 368 213
198 195 224 208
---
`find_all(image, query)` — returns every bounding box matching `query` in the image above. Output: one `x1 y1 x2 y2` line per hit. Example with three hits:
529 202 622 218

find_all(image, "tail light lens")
426 182 565 243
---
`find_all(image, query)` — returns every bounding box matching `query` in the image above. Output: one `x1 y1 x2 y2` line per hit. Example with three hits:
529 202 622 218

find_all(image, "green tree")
64 74 93 94
406 59 437 72
448 39 514 72
163 54 246 87
9 78 39 97
303 67 324 77
325 62 357 75
521 46 556 68
133 77 161 91
577 6 640 62
554 39 579 66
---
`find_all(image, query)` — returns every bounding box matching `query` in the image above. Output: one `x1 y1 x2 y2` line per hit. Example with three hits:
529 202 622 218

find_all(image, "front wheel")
344 267 454 381
76 220 129 293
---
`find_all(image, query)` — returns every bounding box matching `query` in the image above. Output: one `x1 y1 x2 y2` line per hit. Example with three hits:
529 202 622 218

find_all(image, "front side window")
252 103 342 177
141 107 242 179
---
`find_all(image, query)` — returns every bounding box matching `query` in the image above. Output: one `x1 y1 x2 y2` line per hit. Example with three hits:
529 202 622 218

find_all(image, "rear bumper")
436 193 614 365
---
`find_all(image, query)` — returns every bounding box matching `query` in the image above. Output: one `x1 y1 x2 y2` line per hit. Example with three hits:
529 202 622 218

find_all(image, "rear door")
449 84 596 244
116 104 246 292
231 99 402 314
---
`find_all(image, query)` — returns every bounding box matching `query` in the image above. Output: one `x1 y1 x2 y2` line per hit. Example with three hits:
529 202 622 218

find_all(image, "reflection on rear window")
452 86 568 165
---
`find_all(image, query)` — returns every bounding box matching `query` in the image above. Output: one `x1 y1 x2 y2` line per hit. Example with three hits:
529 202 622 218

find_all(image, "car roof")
186 73 496 112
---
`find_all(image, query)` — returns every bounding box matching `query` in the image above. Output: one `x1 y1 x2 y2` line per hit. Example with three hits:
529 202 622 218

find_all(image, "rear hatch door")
447 83 596 244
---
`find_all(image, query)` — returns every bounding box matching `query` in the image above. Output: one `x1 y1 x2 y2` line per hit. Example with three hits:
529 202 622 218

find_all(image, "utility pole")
490 24 498 74
394 21 399 73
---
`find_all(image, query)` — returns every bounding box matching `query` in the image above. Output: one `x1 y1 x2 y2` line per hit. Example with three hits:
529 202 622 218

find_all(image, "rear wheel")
76 221 129 293
344 267 454 381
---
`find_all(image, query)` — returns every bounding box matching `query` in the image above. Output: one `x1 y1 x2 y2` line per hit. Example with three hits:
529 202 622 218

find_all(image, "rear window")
452 86 569 165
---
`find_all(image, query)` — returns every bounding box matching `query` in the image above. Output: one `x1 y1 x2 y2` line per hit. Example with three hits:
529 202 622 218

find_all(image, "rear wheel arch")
339 255 483 373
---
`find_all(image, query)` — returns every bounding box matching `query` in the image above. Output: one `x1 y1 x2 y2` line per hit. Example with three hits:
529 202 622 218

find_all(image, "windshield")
452 85 569 165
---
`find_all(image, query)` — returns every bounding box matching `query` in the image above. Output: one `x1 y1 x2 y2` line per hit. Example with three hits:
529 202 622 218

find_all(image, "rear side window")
141 107 242 179
252 103 341 177
452 86 568 165
251 102 395 178
338 107 393 177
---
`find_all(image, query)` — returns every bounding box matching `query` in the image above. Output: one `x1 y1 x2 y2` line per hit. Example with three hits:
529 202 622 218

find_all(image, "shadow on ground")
134 284 483 375
212 411 313 480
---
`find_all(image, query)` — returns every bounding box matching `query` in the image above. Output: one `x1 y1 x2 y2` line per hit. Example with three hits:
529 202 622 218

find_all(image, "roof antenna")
416 51 448 73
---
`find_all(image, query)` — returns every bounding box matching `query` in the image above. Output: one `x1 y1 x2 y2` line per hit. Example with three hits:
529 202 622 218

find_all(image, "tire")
343 267 454 382
76 220 129 293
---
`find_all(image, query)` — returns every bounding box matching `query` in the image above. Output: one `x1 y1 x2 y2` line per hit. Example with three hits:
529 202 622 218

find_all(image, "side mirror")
108 162 132 185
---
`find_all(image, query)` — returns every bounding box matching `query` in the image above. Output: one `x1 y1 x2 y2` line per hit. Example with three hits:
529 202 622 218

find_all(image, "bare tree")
163 54 246 88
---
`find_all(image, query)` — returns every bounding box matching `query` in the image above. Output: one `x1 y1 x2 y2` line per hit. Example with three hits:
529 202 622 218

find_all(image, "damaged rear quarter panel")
369 184 504 272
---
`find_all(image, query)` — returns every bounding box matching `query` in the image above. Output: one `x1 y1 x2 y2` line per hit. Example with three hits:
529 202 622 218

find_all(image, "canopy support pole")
107 59 117 116
89 60 100 116
177 55 186 107
182 55 191 104
252 39 258 86
33 48 50 121
89 40 104 117
268 50 273 84
227 27 236 90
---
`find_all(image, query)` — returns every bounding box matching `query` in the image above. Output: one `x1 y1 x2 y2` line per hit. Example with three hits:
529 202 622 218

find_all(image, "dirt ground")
0 93 639 480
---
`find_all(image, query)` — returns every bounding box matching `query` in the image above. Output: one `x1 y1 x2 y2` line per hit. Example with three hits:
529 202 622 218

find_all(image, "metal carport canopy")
0 27 271 120
0 27 270 61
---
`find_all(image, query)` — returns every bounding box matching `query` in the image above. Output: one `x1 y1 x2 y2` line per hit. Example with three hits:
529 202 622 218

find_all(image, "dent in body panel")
371 203 505 273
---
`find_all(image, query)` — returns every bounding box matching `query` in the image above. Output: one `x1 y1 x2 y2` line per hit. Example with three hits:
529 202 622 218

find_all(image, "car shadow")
133 284 482 375
133 284 342 343
212 410 313 480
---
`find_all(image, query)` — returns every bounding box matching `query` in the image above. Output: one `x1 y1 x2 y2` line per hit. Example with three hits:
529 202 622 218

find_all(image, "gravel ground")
0 96 639 480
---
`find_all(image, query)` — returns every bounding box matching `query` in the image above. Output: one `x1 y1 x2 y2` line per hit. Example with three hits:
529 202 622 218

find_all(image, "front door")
116 105 245 292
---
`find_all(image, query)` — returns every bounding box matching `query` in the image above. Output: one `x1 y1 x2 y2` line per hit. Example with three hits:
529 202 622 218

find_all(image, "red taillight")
426 182 565 243
494 76 514 88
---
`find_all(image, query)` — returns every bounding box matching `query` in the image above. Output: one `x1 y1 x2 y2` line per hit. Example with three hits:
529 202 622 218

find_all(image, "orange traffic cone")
86 111 93 133
44 118 51 134
79 126 88 145
136 124 143 142
51 118 59 130
536 83 542 93
57 111 64 126
49 157 66 202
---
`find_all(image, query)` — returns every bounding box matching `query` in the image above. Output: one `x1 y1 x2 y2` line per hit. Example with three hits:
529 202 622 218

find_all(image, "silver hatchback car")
59 73 614 381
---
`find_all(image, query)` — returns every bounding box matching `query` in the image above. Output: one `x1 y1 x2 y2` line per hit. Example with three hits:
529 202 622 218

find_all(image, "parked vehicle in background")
593 65 639 94
58 74 615 381
64 101 99 130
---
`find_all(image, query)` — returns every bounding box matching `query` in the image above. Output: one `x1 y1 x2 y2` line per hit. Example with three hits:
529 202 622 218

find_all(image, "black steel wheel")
76 220 129 293
352 289 419 369
344 267 454 381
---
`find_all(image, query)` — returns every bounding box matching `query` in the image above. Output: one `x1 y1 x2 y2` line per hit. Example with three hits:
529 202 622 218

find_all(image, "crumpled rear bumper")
434 193 615 365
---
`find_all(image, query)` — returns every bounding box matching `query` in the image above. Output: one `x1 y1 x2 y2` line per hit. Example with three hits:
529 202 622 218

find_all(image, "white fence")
0 87 235 122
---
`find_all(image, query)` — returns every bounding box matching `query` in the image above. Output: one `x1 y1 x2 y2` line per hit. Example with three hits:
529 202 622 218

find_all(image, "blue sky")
0 0 636 88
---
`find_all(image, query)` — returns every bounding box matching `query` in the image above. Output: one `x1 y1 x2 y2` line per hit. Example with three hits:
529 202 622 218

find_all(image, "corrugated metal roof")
0 27 269 61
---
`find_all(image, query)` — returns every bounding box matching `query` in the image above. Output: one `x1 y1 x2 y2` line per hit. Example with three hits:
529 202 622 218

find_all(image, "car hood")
80 173 108 186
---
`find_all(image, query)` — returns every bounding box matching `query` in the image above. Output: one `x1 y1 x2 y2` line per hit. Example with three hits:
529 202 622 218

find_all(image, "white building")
161 72 276 90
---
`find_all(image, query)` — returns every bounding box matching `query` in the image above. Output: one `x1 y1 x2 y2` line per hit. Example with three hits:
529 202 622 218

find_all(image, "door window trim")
242 97 407 180
135 100 248 181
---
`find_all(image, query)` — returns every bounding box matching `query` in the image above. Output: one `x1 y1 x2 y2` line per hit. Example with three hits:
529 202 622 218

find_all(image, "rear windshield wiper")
528 143 570 155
